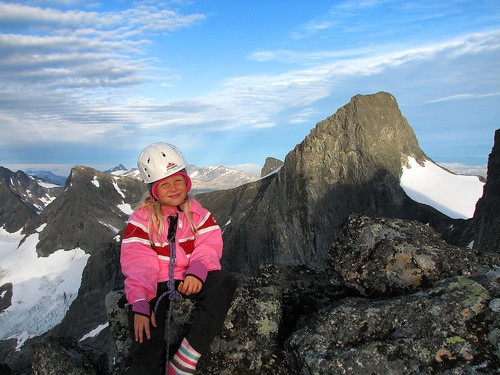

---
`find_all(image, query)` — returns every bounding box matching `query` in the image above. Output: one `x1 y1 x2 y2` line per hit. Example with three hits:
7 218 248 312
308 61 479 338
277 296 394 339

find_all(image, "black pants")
126 270 237 375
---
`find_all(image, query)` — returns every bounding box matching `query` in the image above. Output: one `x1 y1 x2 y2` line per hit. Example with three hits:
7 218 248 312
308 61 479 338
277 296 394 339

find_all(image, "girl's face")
155 174 188 207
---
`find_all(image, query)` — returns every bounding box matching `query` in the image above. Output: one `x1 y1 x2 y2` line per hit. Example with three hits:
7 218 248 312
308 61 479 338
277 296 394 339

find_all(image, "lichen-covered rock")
198 274 286 374
328 212 499 296
104 290 133 374
106 273 286 374
105 264 500 374
258 264 347 335
286 276 498 374
31 336 107 375
471 268 500 363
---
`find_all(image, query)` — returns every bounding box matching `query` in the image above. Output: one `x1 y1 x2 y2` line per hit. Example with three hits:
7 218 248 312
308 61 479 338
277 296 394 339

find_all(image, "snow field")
0 228 89 349
400 157 485 219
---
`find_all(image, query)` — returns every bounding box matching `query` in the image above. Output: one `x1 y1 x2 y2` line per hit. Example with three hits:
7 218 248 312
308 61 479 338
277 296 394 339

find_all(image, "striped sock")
168 338 201 374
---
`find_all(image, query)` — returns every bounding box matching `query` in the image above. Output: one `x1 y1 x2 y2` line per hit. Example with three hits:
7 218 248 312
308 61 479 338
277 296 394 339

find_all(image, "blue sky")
0 0 499 177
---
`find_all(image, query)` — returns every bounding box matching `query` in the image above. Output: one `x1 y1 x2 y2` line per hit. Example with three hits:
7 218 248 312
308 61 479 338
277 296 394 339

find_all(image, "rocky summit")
0 92 499 374
261 157 284 177
197 92 454 275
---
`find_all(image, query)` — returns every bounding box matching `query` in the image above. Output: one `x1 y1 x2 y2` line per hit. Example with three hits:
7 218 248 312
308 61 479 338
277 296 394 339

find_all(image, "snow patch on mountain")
400 157 484 219
36 181 60 189
0 227 89 350
118 203 134 215
112 178 126 198
39 194 57 208
79 322 109 342
98 221 120 234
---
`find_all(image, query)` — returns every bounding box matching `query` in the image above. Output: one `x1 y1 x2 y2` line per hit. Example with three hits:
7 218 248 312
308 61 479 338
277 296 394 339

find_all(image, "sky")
0 0 499 177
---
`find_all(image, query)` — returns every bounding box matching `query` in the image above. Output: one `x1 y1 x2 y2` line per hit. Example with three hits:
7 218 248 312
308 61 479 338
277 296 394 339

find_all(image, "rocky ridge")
197 92 456 275
0 167 62 232
0 93 498 374
0 167 145 373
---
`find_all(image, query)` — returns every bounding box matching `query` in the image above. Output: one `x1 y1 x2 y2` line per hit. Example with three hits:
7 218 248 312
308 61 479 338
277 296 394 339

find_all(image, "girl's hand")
134 311 157 343
179 275 202 295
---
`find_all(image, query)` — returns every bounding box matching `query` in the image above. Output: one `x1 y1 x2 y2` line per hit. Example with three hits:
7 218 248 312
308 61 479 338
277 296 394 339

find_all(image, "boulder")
287 275 499 374
328 212 499 297
31 336 107 375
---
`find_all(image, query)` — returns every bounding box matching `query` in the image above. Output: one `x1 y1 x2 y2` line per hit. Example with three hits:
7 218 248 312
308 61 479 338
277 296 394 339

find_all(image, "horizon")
0 159 490 182
0 1 499 175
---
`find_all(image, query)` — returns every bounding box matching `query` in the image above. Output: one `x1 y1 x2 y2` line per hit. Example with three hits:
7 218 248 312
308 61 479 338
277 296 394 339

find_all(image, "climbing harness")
153 215 182 373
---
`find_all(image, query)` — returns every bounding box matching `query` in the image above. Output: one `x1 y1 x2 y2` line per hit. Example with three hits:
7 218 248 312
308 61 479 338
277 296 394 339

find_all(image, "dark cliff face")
4 166 147 372
198 92 451 274
473 129 500 251
23 166 145 257
0 167 62 232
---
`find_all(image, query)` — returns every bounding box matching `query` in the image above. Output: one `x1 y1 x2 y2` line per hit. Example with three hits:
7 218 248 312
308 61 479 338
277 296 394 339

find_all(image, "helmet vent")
161 152 166 157
147 157 150 163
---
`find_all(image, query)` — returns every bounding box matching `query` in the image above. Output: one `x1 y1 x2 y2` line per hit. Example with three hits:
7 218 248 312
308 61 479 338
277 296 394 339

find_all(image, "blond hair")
135 191 199 243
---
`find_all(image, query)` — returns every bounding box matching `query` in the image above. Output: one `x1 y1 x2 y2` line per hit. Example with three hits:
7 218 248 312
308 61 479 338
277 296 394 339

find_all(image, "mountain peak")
287 91 427 184
104 164 128 175
198 92 449 274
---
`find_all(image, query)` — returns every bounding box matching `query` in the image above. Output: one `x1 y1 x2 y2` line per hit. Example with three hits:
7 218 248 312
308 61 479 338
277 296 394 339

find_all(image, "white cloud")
1 28 498 149
247 46 379 63
427 92 500 103
0 1 204 92
0 2 204 34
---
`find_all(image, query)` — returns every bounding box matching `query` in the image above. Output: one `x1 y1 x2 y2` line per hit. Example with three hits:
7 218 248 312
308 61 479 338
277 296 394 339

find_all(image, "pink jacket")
120 198 222 308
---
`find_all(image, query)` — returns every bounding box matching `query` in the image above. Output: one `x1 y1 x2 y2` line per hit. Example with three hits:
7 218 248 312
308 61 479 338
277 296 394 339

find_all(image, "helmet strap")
147 183 158 202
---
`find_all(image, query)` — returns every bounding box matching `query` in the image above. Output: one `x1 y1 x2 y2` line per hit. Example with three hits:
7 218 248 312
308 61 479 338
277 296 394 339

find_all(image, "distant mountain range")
438 163 487 179
27 163 260 192
25 169 67 186
25 161 485 191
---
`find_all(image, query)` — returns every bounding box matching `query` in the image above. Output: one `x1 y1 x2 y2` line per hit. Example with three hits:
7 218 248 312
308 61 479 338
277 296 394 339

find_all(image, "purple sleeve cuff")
186 261 208 283
132 299 150 316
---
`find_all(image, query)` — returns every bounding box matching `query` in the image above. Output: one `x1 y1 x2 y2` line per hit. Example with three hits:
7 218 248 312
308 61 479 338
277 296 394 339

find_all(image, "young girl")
121 142 237 375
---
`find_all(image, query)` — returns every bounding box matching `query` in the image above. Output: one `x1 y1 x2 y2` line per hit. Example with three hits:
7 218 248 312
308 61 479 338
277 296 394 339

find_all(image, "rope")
152 215 182 373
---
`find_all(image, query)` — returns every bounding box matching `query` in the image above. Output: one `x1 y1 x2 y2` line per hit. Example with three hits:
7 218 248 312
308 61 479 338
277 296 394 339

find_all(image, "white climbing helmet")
137 142 188 184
